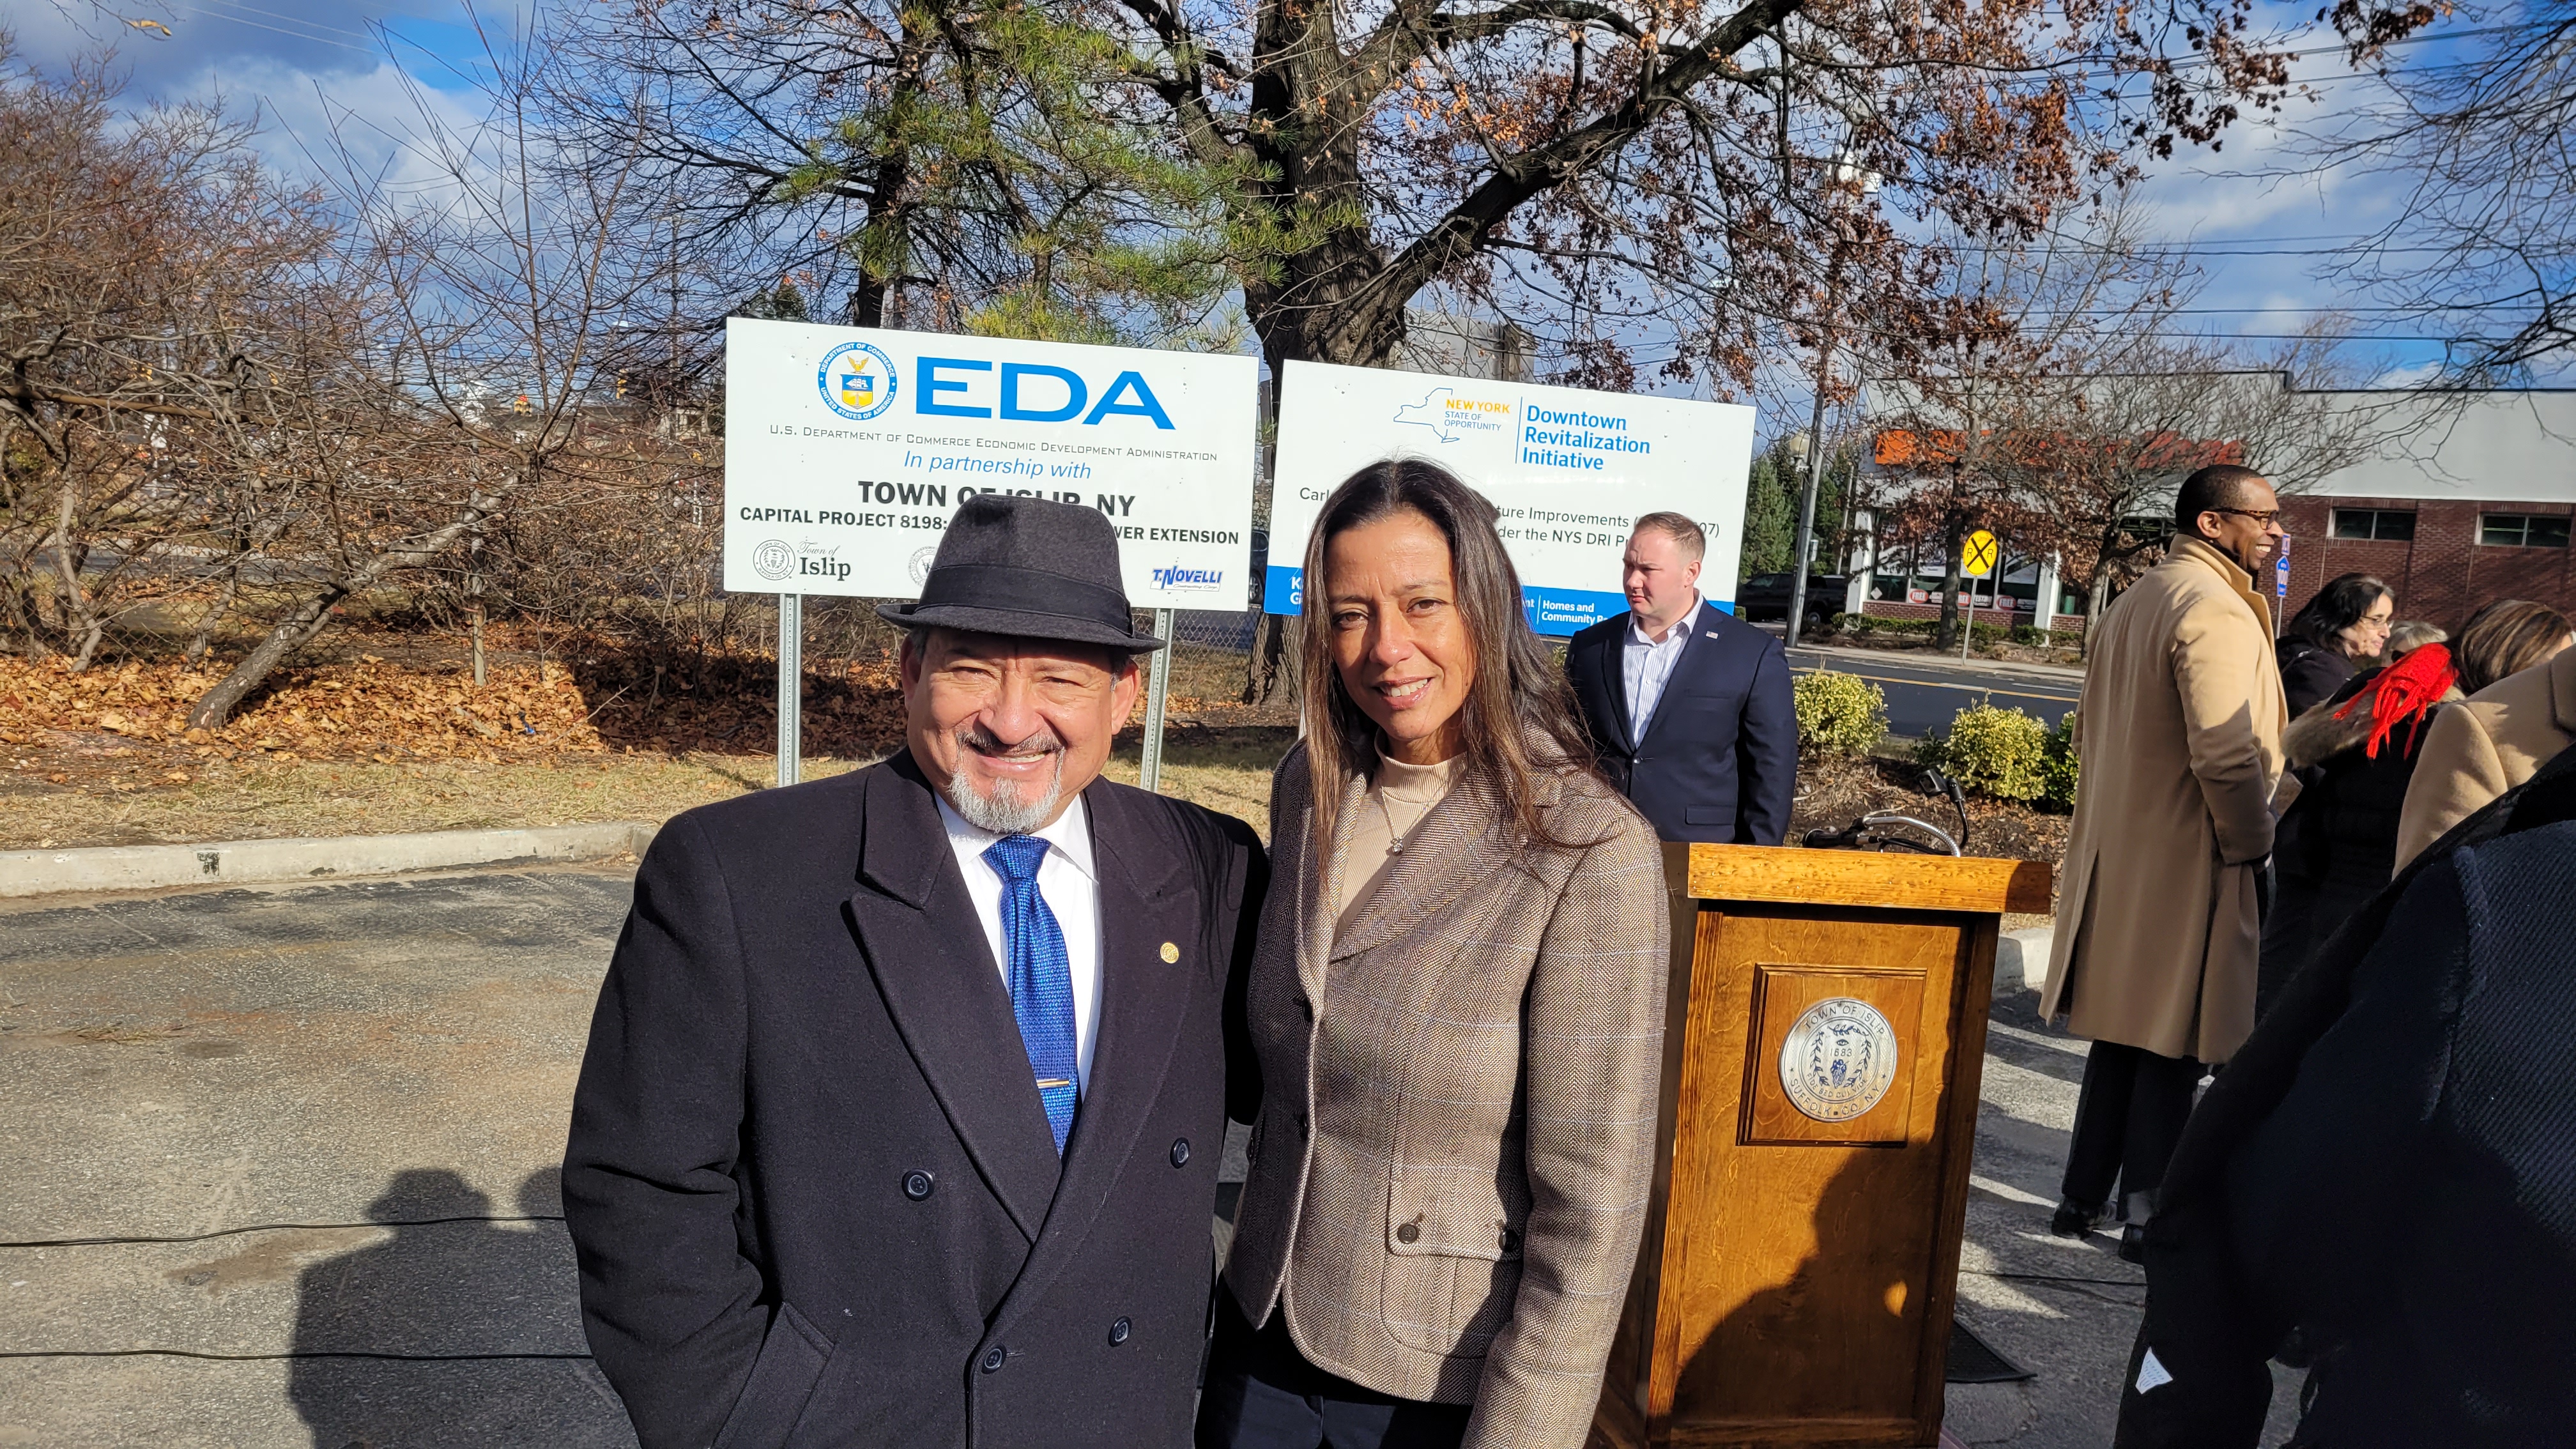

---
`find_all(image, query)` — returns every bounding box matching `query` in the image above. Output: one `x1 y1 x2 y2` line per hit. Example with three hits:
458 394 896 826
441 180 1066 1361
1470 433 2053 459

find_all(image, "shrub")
1794 671 1889 755
2039 715 2080 812
1918 702 2050 801
1848 614 1935 636
1845 613 2041 647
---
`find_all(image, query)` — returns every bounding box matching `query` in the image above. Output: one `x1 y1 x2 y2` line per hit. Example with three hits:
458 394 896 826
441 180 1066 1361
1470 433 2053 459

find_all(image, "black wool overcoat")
563 751 1264 1449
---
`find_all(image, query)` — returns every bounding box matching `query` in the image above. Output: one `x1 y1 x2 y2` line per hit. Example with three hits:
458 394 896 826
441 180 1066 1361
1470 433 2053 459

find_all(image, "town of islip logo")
1777 997 1900 1123
816 341 898 421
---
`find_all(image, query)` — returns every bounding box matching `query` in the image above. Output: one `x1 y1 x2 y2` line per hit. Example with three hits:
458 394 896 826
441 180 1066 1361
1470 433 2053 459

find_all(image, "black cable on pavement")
1968 1269 2147 1288
0 1215 566 1250
0 1348 592 1361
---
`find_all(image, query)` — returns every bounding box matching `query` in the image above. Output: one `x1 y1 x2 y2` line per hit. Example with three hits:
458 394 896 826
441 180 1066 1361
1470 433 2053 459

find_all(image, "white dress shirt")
937 792 1105 1094
1621 594 1702 747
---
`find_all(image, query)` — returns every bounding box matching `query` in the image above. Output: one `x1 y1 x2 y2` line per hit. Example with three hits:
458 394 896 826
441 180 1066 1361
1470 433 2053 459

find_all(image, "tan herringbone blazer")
1222 741 1669 1449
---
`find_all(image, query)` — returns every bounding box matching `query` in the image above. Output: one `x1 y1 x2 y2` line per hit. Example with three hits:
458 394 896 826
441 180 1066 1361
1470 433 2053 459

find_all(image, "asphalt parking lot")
0 866 2296 1447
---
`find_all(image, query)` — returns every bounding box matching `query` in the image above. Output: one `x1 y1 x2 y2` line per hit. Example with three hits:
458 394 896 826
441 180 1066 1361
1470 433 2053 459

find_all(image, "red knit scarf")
2334 642 2458 759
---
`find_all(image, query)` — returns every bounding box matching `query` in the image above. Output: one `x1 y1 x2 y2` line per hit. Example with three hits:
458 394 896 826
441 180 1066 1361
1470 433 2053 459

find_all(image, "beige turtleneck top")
1335 749 1466 935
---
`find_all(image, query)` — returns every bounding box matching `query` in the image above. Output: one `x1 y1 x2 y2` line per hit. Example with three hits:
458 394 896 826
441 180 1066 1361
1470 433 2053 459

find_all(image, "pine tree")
1737 447 1795 577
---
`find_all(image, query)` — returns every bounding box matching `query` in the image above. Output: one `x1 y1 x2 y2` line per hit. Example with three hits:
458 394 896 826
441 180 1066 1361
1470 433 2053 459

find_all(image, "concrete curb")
1995 926 2055 994
0 821 662 899
1787 640 2087 682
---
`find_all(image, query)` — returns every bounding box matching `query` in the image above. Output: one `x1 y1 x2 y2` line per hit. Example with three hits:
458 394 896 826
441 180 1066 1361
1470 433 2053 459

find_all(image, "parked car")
1733 571 1848 622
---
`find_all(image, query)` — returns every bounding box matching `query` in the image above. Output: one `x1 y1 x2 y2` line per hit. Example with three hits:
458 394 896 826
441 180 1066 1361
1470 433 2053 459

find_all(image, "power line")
192 0 376 42
167 3 378 54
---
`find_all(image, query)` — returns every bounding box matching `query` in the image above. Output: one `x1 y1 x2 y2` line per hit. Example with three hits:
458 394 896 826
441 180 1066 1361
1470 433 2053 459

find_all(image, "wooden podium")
1588 843 2053 1449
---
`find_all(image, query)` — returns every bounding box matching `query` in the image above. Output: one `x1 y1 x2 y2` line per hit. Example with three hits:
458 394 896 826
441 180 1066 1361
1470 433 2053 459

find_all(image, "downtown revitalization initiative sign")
1266 360 1755 635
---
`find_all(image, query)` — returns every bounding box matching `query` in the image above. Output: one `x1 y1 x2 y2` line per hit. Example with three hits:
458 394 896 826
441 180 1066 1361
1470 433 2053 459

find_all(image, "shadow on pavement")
289 1167 629 1449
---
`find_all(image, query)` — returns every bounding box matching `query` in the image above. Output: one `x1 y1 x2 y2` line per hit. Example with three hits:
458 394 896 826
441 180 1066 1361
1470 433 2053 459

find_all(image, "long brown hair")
2455 599 2573 693
1298 459 1605 862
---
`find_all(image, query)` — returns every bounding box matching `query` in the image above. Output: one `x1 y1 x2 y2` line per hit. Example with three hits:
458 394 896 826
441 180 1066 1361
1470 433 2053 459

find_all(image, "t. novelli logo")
817 341 898 421
752 539 795 582
1151 565 1225 592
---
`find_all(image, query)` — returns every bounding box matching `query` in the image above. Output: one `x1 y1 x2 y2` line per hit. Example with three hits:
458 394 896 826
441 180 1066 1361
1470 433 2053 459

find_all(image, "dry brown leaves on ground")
572 653 910 758
0 656 605 764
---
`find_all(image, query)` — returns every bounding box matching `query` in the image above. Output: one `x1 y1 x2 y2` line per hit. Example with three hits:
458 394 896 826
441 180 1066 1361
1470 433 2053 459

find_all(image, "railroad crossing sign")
1961 530 1998 578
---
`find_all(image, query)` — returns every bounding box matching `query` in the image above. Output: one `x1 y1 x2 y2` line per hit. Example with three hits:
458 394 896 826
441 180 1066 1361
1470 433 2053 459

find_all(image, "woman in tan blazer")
2395 599 2575 868
1200 460 1669 1449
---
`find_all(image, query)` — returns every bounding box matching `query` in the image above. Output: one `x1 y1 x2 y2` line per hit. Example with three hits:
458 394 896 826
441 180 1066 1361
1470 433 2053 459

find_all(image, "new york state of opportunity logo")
816 341 898 420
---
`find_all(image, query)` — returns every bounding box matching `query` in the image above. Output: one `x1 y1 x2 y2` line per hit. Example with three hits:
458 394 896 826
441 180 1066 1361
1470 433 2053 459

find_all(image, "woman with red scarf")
2255 629 2459 1020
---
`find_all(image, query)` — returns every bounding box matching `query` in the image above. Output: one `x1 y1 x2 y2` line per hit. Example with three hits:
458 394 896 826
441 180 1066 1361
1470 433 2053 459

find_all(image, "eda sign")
1266 360 1756 635
724 318 1259 609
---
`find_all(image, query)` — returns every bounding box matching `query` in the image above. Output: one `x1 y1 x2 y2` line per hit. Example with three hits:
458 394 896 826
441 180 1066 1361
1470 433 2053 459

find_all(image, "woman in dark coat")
2255 628 2456 1019
2260 601 2576 1019
2274 572 2395 717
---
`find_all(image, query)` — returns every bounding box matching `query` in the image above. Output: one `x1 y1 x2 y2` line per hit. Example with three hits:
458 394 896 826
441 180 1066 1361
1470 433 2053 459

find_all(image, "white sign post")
776 592 802 785
724 318 1259 787
1264 361 1756 632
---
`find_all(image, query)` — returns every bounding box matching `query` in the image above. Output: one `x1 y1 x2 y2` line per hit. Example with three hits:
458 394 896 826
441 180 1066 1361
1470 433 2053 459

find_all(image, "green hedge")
2041 715 2080 812
1832 613 2079 648
1917 703 2051 802
1917 703 2083 809
1793 671 1888 755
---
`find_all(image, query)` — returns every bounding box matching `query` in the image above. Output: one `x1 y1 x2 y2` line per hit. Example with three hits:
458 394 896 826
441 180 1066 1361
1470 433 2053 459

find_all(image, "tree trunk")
845 11 931 332
187 494 500 730
1243 613 1292 705
1239 0 1407 370
1934 510 1966 650
48 475 103 672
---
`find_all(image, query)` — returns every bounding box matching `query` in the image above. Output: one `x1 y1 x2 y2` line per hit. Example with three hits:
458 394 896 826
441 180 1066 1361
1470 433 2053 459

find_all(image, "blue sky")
17 0 2556 397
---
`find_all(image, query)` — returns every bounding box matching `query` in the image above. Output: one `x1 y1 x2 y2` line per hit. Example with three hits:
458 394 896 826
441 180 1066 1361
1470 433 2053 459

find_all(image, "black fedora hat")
876 493 1165 652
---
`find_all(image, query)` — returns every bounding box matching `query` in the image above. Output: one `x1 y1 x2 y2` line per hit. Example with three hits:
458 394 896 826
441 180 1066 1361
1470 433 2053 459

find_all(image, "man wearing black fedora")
564 493 1267 1449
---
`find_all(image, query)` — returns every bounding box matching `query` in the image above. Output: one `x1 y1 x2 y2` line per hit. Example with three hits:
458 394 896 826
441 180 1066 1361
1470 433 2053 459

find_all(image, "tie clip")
1036 1078 1073 1089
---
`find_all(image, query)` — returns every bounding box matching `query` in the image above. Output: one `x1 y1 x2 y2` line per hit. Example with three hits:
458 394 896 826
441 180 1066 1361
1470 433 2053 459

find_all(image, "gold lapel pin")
1160 942 1180 963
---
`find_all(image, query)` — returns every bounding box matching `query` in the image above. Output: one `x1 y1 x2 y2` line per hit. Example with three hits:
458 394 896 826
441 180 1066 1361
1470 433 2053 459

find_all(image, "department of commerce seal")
1777 997 1901 1123
816 341 898 421
751 538 796 583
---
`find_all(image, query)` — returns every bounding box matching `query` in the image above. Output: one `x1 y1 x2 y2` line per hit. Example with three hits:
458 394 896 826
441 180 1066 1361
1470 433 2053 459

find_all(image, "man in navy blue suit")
1564 512 1797 845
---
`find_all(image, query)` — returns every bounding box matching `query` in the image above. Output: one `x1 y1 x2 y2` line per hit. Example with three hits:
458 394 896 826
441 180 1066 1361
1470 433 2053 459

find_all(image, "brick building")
2276 388 2576 632
1845 381 2576 634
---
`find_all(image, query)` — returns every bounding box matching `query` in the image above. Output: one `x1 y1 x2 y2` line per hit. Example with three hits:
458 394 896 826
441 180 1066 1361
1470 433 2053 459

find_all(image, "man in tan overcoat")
2040 464 2291 1261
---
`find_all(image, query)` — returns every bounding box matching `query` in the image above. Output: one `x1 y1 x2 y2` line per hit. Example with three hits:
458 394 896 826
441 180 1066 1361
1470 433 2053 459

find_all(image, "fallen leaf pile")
3 636 1273 774
574 652 910 758
0 656 605 762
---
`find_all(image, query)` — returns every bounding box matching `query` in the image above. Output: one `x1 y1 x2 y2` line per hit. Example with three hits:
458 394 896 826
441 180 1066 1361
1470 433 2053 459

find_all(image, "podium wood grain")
1590 844 2042 1449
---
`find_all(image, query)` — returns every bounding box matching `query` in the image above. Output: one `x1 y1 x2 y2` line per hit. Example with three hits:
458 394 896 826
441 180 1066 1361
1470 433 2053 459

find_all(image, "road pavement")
0 866 2295 1447
1784 642 2083 739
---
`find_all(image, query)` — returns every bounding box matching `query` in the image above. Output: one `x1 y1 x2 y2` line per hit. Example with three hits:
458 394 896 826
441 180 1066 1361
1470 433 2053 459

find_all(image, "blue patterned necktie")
983 835 1078 1154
